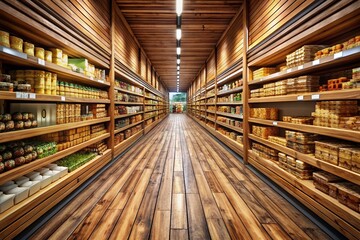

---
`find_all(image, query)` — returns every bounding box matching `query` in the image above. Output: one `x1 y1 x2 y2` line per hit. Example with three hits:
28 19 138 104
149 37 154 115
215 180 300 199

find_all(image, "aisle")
28 114 331 240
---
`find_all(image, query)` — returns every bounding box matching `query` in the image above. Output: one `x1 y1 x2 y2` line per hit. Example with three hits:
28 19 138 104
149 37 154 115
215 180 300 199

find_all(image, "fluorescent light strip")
176 29 182 40
176 0 183 16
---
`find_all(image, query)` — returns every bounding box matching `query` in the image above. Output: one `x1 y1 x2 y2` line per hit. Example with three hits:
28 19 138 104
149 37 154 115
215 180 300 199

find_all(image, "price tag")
38 58 45 66
334 52 343 59
311 94 320 100
298 65 304 70
89 76 94 81
287 68 292 73
61 96 66 101
273 121 278 126
16 92 23 99
297 95 304 101
97 79 104 83
29 93 36 99
312 59 320 65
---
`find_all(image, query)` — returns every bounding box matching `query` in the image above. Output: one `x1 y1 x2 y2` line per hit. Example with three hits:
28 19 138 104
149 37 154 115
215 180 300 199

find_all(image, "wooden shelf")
0 149 112 238
206 110 216 114
249 46 360 86
217 86 243 96
0 46 110 89
0 92 111 103
249 134 360 186
249 118 360 143
206 117 216 122
216 111 243 119
114 130 144 157
248 150 360 239
115 101 144 105
216 102 243 105
144 103 158 106
205 103 216 105
0 117 110 144
144 116 165 134
144 109 158 113
205 94 215 99
144 115 157 121
249 89 360 103
216 121 244 134
144 95 158 100
114 112 144 119
114 121 144 135
114 87 144 97
0 133 110 185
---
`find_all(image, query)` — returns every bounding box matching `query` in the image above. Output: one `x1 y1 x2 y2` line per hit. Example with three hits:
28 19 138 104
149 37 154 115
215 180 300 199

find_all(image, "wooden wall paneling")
109 0 116 157
0 1 111 67
140 51 147 80
216 12 243 76
207 53 216 82
248 0 314 49
247 1 360 66
147 61 152 83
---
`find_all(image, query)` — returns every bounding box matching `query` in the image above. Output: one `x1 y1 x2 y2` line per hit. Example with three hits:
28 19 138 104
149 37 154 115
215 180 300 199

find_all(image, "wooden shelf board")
248 151 360 238
249 46 360 86
216 121 244 134
0 47 110 88
114 112 144 119
249 118 360 143
114 130 143 157
206 110 216 114
0 117 110 144
216 102 243 105
217 86 244 96
114 87 144 97
0 133 110 185
114 121 144 135
249 89 360 103
249 134 360 186
115 101 143 105
216 111 243 119
0 92 111 103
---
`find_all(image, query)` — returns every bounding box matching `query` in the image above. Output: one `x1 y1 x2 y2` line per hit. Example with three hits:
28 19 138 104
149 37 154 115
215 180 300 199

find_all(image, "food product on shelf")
10 36 23 52
115 91 143 102
218 79 243 92
286 45 326 68
285 130 317 154
45 50 52 62
115 80 143 94
217 116 243 128
268 136 287 146
89 104 107 119
339 148 360 170
252 142 278 161
315 140 354 166
85 140 107 155
250 108 278 120
252 67 277 80
338 116 360 131
313 171 343 194
23 42 34 56
57 151 97 172
35 47 45 60
0 30 10 47
115 118 130 129
114 132 125 145
314 36 360 60
278 153 315 179
0 112 37 132
91 124 106 138
252 125 278 139
312 101 358 129
56 104 81 124
283 116 314 125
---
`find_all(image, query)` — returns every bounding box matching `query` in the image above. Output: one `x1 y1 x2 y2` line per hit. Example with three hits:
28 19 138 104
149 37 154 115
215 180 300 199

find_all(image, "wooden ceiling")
115 0 243 92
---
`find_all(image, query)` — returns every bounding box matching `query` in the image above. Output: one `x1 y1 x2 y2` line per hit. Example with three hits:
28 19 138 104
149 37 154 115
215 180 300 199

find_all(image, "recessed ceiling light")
176 47 181 55
177 65 180 70
176 29 182 40
177 59 180 64
176 0 183 16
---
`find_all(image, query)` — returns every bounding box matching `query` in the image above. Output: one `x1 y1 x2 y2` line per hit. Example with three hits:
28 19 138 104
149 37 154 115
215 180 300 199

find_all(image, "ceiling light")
177 65 180 70
177 75 180 79
176 47 181 55
176 29 182 40
177 59 180 64
177 70 180 75
176 0 183 16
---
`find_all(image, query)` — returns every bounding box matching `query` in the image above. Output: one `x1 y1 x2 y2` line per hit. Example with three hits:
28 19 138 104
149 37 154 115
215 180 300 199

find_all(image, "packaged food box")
315 140 354 165
296 160 313 170
313 171 343 194
339 148 360 170
285 130 317 144
336 182 360 212
286 156 296 167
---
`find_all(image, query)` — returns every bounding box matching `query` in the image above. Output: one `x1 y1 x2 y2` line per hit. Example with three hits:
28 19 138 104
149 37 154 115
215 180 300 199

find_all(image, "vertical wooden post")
242 0 249 164
109 0 116 158
214 47 218 131
204 63 208 122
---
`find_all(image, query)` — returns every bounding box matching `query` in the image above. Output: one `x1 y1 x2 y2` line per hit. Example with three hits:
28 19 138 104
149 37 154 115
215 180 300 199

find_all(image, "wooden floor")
28 114 332 240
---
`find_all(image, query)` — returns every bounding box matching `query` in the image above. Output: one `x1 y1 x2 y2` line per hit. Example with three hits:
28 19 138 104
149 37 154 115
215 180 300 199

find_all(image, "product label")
29 93 36 99
61 96 66 101
334 52 343 59
298 65 304 70
287 68 292 73
273 121 278 126
297 95 304 101
311 94 320 100
16 92 29 99
312 59 320 65
38 59 45 66
97 80 104 83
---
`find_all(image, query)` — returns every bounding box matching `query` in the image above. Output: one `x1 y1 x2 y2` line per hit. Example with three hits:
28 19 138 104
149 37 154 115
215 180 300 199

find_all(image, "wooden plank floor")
28 114 332 240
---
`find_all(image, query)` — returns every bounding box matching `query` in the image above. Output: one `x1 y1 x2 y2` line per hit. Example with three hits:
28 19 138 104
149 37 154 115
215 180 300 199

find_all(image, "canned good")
35 47 45 60
10 36 23 52
45 50 52 62
0 30 10 47
23 42 35 56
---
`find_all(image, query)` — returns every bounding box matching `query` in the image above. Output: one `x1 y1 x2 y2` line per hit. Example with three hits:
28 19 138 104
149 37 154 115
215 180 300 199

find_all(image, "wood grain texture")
28 115 331 239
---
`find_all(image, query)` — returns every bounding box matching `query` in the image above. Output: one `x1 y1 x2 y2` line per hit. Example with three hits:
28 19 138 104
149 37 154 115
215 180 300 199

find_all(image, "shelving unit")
187 1 360 238
0 1 169 238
